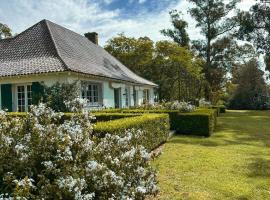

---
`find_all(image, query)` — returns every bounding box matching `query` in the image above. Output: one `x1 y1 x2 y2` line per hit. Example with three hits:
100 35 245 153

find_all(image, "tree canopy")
0 23 12 39
105 34 204 101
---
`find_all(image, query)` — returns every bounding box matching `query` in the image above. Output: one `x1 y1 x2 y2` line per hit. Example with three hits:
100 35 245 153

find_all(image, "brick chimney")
84 32 98 45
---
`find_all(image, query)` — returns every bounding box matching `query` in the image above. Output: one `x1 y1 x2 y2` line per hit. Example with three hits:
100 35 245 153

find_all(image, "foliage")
228 60 270 110
0 23 12 39
131 101 196 113
94 114 170 151
161 10 190 47
237 3 270 71
169 109 217 137
0 103 158 199
187 0 240 101
43 82 80 112
199 98 212 108
105 34 204 102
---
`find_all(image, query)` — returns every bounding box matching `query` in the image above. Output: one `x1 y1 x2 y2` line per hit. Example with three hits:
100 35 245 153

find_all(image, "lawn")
152 110 270 200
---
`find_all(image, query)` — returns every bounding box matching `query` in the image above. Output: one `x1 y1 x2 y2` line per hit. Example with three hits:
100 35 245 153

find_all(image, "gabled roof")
0 19 156 86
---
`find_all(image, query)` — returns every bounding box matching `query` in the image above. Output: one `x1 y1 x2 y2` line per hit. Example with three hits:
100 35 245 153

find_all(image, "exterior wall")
0 72 156 111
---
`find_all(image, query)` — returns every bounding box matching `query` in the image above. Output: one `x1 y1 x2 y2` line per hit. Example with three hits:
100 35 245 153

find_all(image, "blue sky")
0 0 256 46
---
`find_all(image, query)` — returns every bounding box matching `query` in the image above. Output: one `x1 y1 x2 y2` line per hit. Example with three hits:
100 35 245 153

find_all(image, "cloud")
0 0 257 46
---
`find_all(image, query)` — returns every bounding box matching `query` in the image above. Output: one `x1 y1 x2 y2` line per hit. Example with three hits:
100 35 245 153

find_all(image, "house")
0 19 157 112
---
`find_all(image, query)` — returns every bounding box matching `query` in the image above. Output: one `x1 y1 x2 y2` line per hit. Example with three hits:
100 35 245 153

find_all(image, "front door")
16 85 32 112
114 88 121 108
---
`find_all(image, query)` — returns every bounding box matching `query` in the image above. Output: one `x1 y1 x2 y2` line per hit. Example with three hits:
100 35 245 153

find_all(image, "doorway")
114 88 121 108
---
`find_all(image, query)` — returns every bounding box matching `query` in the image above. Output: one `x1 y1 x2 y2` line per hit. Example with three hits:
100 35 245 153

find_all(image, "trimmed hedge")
97 108 217 137
7 112 141 123
169 109 217 137
94 114 170 151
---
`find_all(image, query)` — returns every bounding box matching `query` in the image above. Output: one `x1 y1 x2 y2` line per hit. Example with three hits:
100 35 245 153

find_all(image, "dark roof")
0 20 156 86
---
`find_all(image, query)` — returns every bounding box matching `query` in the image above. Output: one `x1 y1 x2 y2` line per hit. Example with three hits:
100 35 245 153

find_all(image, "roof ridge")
44 20 69 71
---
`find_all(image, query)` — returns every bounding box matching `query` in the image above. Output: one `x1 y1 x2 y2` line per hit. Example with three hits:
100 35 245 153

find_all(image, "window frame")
81 81 102 107
15 83 32 112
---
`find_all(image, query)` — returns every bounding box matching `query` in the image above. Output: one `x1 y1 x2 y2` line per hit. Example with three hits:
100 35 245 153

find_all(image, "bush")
0 104 158 199
95 108 218 137
169 109 217 137
94 114 170 151
220 106 226 113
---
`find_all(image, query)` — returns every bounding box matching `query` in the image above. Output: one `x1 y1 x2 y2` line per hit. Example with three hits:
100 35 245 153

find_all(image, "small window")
81 82 100 106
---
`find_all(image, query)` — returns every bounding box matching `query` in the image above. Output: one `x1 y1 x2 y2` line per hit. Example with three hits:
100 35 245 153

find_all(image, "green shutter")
1 84 12 112
32 82 45 105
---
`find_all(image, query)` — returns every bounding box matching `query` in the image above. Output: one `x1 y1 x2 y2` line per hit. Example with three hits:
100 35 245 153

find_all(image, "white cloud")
138 0 147 4
0 0 257 46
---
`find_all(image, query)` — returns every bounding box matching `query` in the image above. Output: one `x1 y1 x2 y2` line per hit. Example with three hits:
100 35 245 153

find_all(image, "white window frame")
81 82 102 107
15 83 32 112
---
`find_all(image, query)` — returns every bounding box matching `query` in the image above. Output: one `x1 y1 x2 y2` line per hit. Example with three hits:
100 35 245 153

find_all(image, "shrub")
0 104 158 199
169 109 217 137
94 114 170 151
220 105 226 113
199 98 212 108
128 101 196 113
43 82 80 112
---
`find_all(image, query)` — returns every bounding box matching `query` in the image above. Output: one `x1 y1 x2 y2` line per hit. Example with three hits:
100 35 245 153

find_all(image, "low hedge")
96 108 218 137
169 109 217 137
94 114 170 151
7 112 140 123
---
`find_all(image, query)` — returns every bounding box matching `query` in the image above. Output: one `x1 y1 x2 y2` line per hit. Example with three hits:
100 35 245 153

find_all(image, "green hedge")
169 109 217 137
94 114 170 151
7 112 140 123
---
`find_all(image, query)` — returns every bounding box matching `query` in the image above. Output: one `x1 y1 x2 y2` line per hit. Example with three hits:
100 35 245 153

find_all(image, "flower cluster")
0 102 157 199
199 98 212 108
168 101 196 112
133 100 196 113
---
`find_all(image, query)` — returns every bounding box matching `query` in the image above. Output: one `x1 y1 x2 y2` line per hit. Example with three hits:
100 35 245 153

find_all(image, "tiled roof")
0 20 156 86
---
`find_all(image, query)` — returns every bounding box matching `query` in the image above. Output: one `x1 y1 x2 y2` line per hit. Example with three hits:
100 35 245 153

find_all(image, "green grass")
152 110 270 200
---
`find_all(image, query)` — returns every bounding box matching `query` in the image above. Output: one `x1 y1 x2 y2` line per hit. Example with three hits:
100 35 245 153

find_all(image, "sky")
0 0 257 46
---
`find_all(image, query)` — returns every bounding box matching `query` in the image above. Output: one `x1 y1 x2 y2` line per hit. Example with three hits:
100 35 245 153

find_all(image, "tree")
188 0 240 101
161 10 190 47
237 2 270 71
104 34 154 80
0 23 12 39
105 34 204 102
228 59 269 110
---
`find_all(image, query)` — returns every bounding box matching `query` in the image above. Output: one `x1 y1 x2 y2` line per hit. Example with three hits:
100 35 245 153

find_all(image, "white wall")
0 72 156 110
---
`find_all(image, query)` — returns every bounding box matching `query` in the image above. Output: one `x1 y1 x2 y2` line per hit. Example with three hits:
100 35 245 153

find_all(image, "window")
17 84 32 112
143 89 150 104
81 82 100 106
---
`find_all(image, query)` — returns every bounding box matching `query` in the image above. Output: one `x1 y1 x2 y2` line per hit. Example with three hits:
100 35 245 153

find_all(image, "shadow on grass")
247 158 270 178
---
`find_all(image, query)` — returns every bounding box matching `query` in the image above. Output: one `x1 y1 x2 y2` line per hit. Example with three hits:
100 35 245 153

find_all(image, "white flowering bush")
132 100 196 113
163 101 196 112
199 98 212 108
0 103 157 199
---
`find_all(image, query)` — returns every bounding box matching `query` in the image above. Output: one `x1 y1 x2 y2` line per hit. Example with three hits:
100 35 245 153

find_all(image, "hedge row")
96 108 218 137
7 112 141 122
94 114 170 151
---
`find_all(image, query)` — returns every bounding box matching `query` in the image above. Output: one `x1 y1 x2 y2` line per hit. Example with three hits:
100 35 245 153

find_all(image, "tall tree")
104 34 154 79
228 59 269 110
161 10 190 47
105 34 203 101
237 2 270 71
0 23 12 39
188 0 240 101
